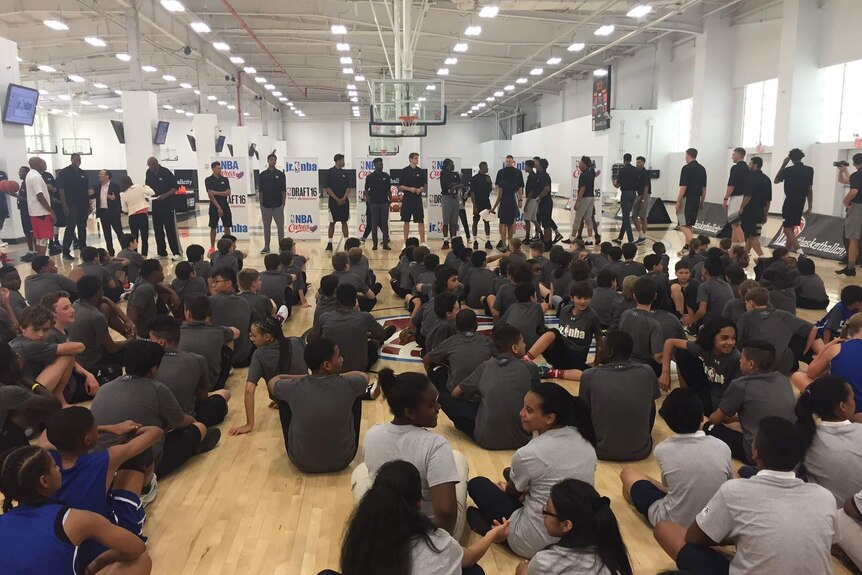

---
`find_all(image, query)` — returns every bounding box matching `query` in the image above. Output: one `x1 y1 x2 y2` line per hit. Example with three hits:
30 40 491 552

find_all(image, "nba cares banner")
427 157 461 238
284 157 321 239
210 157 249 239
354 157 375 235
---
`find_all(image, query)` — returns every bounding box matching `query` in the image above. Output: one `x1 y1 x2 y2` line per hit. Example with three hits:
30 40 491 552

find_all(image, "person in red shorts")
24 157 55 256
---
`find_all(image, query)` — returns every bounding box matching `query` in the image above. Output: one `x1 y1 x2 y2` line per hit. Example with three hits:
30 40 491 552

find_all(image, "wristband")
32 382 44 392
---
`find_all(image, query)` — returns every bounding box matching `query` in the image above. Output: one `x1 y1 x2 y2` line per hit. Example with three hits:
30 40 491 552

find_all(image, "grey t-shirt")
178 322 235 389
717 370 796 461
528 546 612 575
272 373 367 473
409 530 463 575
686 342 741 408
464 267 498 309
209 293 252 365
10 336 58 380
192 260 213 281
696 278 735 326
500 302 546 349
170 277 208 307
363 423 461 522
425 320 456 353
736 308 813 374
650 309 685 342
618 308 663 365
648 432 733 526
793 274 828 304
458 356 539 450
427 331 496 392
260 270 291 307
24 273 77 305
696 473 837 575
312 307 386 373
247 340 307 385
68 300 109 370
79 262 112 289
157 350 208 416
116 249 144 283
768 287 796 314
616 260 646 287
0 385 34 432
589 287 622 328
802 422 862 505
721 298 748 325
331 269 368 295
128 281 158 336
313 294 338 327
492 282 518 316
7 291 27 320
579 361 659 461
240 291 272 323
507 426 597 558
210 251 239 273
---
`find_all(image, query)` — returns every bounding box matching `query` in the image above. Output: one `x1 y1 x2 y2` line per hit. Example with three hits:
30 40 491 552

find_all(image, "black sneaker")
384 324 397 339
325 242 333 252
553 232 564 243
442 241 450 250
561 238 573 244
503 467 512 483
383 244 391 250
62 252 75 261
612 238 622 244
20 252 36 263
485 241 493 250
260 247 270 254
198 427 221 453
49 243 63 256
496 240 504 251
836 267 856 277
467 507 492 536
473 240 479 250
372 244 378 251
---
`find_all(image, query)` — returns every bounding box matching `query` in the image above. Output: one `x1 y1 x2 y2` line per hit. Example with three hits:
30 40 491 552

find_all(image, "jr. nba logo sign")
288 160 318 173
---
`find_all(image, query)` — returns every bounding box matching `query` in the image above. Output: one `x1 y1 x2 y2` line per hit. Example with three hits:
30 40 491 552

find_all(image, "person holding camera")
774 148 813 255
440 158 462 250
837 153 862 277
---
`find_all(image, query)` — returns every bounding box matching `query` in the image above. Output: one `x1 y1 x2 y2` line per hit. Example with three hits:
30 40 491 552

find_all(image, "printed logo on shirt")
288 214 318 233
703 363 725 385
559 325 587 341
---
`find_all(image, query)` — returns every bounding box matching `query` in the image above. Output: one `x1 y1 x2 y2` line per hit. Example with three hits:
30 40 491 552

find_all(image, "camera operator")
836 153 862 277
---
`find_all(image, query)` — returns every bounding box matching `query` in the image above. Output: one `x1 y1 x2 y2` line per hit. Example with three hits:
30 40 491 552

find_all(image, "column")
121 91 159 185
192 114 217 202
690 15 735 202
0 37 27 241
342 120 353 162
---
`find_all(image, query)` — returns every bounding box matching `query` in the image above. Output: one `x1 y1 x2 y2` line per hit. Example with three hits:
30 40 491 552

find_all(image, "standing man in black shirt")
491 154 524 252
567 155 597 247
723 147 749 245
837 153 862 277
535 158 554 249
522 159 541 242
57 153 90 260
773 148 813 255
739 156 772 257
675 148 707 255
324 154 351 252
533 155 564 245
364 157 392 250
612 153 639 245
145 156 182 260
399 152 426 246
469 161 493 250
631 155 651 244
205 161 232 254
258 153 286 254
440 158 462 250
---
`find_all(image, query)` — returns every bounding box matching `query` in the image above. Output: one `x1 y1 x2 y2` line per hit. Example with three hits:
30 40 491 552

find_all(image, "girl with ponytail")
516 478 632 575
467 382 597 559
229 316 308 436
324 460 508 575
796 375 862 505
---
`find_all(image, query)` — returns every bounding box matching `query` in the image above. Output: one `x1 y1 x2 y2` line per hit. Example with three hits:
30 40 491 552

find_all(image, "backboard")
61 138 93 155
370 79 447 125
369 122 427 138
26 134 58 154
369 137 399 156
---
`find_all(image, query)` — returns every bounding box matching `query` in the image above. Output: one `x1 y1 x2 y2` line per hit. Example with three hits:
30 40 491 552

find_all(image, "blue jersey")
816 302 854 337
830 339 862 412
0 503 81 574
52 449 111 517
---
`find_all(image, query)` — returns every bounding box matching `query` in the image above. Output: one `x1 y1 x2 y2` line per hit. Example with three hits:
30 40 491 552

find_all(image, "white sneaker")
170 254 183 261
140 474 158 507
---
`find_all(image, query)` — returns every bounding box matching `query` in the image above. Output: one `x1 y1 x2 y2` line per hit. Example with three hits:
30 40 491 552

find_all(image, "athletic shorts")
632 194 650 220
680 197 700 227
400 196 424 223
726 195 743 224
675 543 731 575
537 198 554 227
498 201 518 225
847 204 862 240
741 211 763 239
208 204 233 230
30 214 54 240
109 489 147 540
18 202 32 234
522 197 539 221
630 480 666 523
194 394 228 428
329 201 350 223
472 196 492 216
571 197 595 229
541 329 590 370
782 196 806 228
441 196 460 229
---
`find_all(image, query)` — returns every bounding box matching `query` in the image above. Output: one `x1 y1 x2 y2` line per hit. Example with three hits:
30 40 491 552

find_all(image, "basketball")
0 180 19 194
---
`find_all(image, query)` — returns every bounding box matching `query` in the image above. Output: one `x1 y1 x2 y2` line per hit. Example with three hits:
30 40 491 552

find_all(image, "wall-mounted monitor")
187 134 196 151
110 120 125 144
153 121 170 145
3 83 39 126
215 135 226 153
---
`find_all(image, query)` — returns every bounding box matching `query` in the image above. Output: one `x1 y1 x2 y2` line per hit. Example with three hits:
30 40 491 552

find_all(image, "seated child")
178 294 240 391
210 237 240 273
412 253 440 299
669 259 699 318
186 244 212 281
500 282 549 349
313 274 339 327
238 268 275 322
424 309 496 393
616 242 646 287
260 253 293 309
463 251 499 310
618 277 664 373
590 268 622 328
425 292 460 353
412 267 461 349
23 255 78 306
643 253 669 295
0 344 60 452
41 291 99 404
762 267 797 314
721 278 761 324
1 266 30 321
490 261 534 321
331 252 377 313
816 284 862 344
389 240 418 297
653 241 670 273
117 233 144 284
724 262 746 299
348 246 381 294
609 275 638 330
209 267 254 367
170 261 207 318
279 251 311 308
793 257 829 310
684 256 734 329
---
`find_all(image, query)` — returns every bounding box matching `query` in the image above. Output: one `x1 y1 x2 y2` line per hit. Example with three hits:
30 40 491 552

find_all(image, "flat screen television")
153 121 170 145
215 135 226 153
187 134 196 151
3 83 39 126
110 120 125 144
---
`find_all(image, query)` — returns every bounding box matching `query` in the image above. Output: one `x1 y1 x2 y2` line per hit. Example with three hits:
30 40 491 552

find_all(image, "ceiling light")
227 104 236 110
175 108 184 114
426 84 436 90
445 57 457 65
567 42 585 52
98 104 109 109
37 65 57 73
67 74 85 83
16 57 22 62
243 66 256 74
190 22 211 34
331 24 347 34
593 68 608 76
294 109 301 114
485 96 495 101
285 101 292 105
418 97 426 102
93 82 108 89
504 84 514 91
255 77 267 83
453 43 468 52
163 104 173 109
114 108 122 113
116 53 131 62
58 94 70 101
194 89 200 95
44 20 69 31
350 96 358 102
207 95 217 101
264 84 275 90
38 89 49 95
217 100 227 106
529 67 543 75
547 56 561 65
114 89 123 95
186 111 194 116
160 0 185 12
162 74 176 82
437 68 449 76
230 56 245 64
84 37 107 47
342 67 354 74
471 105 478 110
180 82 192 89
346 84 356 90
336 43 350 51
340 56 353 64
243 112 250 117
594 25 615 36
348 90 357 97
460 112 468 117
273 91 282 96
479 6 498 18
477 102 486 108
627 4 653 18
355 75 365 82
213 41 230 51
80 100 92 106
279 97 287 102
515 77 528 84
465 25 481 36
494 91 504 97
141 65 157 72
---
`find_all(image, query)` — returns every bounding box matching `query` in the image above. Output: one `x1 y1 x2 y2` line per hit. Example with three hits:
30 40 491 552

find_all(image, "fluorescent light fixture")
80 100 92 106
348 90 357 96
285 101 292 105
162 104 173 109
44 20 69 31
471 105 478 110
465 25 481 36
593 68 608 76
98 104 109 109
467 110 473 114
114 108 122 113
350 96 358 102
264 84 275 90
426 84 436 90
255 77 267 83
445 57 457 65
279 97 287 102
477 102 486 108
38 89 49 95
567 42 585 52
114 89 123 95
485 96 495 101
58 94 71 101
547 56 561 65
627 4 653 18
190 22 211 34
160 0 185 12
93 82 108 89
84 37 107 47
529 67 543 75
194 89 201 95
141 65 157 72
494 91 504 97
479 5 498 18
212 41 230 51
207 95 217 101
116 53 131 62
16 57 22 62
515 77 528 84
355 74 365 81
453 42 468 52
294 109 301 114
179 82 192 89
67 74 85 83
340 56 353 64
227 104 236 110
346 84 356 90
437 68 449 76
336 43 350 51
186 111 194 116
217 100 227 106
594 25 615 36
37 65 57 73
175 108 184 114
243 112 249 117
230 56 244 64
460 112 468 117
418 96 426 102
243 66 256 74
504 84 514 91
162 74 176 82
331 24 347 34
342 67 354 74
273 91 282 96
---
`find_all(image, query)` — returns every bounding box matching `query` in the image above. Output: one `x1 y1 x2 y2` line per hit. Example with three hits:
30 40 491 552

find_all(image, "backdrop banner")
210 157 249 238
354 157 376 236
283 157 320 239
688 202 728 237
613 197 673 226
768 212 847 261
428 157 460 238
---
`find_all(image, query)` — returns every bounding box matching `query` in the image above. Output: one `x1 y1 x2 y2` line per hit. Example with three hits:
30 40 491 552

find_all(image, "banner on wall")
427 157 461 237
768 212 846 261
569 156 604 239
210 157 249 238
354 158 376 235
283 157 320 239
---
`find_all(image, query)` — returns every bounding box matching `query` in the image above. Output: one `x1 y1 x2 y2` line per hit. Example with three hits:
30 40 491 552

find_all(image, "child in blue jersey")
0 445 151 574
44 407 163 567
816 285 862 344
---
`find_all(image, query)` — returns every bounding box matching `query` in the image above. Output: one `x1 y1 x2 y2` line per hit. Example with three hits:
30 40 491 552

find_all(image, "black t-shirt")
365 170 392 204
615 163 639 191
495 166 525 197
536 172 552 203
42 171 58 202
440 170 461 196
324 167 349 200
525 172 542 199
851 170 862 203
205 175 231 208
727 161 749 196
679 161 707 198
258 167 286 208
58 166 90 207
636 167 650 194
776 163 813 200
743 171 772 213
145 165 177 198
470 172 492 202
578 169 596 198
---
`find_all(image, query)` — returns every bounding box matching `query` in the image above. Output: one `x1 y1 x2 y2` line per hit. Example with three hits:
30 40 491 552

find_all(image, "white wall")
671 40 696 102
733 19 782 87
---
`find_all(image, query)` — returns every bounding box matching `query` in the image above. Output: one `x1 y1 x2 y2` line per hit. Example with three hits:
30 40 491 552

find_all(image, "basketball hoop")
399 115 419 127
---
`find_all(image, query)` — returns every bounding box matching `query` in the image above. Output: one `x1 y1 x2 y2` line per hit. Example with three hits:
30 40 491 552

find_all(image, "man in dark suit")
92 169 124 256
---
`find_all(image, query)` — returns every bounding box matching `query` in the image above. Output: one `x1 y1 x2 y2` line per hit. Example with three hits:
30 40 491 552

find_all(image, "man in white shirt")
24 157 55 256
